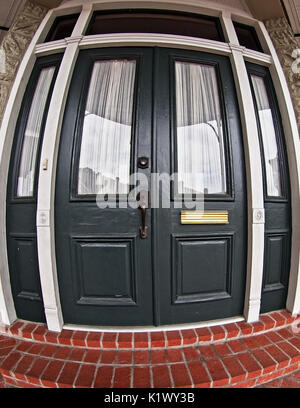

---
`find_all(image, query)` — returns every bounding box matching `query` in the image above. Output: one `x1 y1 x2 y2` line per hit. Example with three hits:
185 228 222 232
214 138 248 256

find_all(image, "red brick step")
0 310 299 388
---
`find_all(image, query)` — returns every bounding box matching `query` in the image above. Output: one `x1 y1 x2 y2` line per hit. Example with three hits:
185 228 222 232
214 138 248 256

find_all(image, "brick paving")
0 310 298 388
257 368 300 388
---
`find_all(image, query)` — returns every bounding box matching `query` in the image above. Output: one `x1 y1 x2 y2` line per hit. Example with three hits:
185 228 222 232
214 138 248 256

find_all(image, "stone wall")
265 17 300 131
0 1 48 126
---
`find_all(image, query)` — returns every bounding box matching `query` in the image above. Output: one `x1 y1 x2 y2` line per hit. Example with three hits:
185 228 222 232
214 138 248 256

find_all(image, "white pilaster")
36 5 93 332
221 12 265 322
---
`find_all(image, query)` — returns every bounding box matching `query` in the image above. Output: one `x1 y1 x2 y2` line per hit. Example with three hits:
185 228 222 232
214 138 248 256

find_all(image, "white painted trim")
221 12 265 323
54 0 253 19
35 39 67 56
243 49 272 66
79 33 232 54
35 33 274 68
256 21 300 317
63 316 245 333
36 5 93 332
0 8 59 326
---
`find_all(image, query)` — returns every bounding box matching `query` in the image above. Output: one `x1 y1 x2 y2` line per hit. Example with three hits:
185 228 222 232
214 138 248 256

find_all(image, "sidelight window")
17 66 56 197
250 74 283 197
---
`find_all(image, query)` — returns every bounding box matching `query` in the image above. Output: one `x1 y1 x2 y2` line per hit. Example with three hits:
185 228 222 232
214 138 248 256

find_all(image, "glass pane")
45 14 79 42
87 11 224 42
17 66 55 197
251 74 282 197
234 23 262 52
78 59 136 195
175 61 227 195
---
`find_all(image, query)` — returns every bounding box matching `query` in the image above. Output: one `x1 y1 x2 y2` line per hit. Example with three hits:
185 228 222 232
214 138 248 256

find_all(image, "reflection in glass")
175 61 227 195
251 74 282 197
17 66 55 197
78 60 136 195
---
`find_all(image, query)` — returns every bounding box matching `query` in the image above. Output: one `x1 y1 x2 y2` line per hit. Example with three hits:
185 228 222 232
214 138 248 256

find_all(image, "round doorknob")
138 156 149 169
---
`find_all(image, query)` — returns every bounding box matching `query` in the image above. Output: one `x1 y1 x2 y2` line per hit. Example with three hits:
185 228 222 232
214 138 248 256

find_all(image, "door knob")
138 156 149 169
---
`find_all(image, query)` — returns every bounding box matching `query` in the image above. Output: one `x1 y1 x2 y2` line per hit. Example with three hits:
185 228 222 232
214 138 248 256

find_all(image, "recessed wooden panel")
172 234 233 304
263 233 288 293
10 235 42 302
71 236 137 306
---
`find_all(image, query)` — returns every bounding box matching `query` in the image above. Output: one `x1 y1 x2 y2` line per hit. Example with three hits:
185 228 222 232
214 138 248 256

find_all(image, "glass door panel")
77 59 136 196
175 61 227 195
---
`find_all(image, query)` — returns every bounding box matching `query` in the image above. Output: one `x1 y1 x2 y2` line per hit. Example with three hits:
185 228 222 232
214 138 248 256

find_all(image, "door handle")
139 190 149 239
139 205 148 239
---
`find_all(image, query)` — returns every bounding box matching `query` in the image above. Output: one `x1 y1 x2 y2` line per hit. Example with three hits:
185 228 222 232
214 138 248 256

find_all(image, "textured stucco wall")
0 1 48 126
265 17 300 131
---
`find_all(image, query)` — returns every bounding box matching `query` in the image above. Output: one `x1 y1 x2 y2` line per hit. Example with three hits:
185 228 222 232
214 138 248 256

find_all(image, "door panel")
55 48 154 326
171 234 233 304
247 63 291 313
70 236 138 306
55 47 247 326
154 48 247 325
7 54 62 322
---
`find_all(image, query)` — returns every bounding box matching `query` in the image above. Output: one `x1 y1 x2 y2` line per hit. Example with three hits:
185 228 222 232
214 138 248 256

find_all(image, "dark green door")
55 47 247 326
7 55 61 322
247 63 291 313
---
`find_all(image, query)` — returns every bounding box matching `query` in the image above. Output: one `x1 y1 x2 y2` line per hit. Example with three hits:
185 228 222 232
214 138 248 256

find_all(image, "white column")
256 21 300 316
220 13 265 322
0 9 57 326
36 5 93 332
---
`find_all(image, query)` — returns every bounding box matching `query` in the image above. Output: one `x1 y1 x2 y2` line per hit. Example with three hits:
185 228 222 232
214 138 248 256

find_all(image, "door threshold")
63 315 245 333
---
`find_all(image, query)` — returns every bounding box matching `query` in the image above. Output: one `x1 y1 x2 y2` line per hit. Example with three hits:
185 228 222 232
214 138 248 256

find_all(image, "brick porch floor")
0 310 299 388
257 368 300 388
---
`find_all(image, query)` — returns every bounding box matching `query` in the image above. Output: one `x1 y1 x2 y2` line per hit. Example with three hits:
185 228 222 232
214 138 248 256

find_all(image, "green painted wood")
6 54 62 323
55 47 247 326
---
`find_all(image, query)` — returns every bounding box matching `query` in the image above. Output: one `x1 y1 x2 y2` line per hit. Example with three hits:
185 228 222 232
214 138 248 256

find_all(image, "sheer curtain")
17 66 55 197
175 61 227 195
78 59 136 195
251 74 282 197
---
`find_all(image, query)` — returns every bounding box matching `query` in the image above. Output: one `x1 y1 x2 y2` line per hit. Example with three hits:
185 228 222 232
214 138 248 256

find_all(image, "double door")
55 47 247 326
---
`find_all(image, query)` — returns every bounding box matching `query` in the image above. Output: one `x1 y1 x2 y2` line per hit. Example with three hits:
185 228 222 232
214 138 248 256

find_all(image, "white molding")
221 12 265 323
36 6 93 332
256 21 300 317
54 0 253 18
64 316 245 333
79 33 232 54
35 33 274 68
243 49 272 66
35 39 67 56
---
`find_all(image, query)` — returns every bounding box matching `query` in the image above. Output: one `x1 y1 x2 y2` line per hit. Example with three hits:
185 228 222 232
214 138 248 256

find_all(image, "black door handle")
139 190 149 239
139 205 148 239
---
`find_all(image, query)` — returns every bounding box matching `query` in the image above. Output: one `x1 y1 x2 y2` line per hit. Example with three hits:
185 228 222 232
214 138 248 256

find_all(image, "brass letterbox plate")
181 211 229 225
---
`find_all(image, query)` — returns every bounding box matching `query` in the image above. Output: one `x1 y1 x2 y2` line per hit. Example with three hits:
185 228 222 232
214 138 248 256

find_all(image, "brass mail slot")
181 211 229 225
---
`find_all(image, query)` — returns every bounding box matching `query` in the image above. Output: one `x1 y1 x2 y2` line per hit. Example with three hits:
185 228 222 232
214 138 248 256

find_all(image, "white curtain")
251 74 282 197
78 59 136 195
175 61 226 195
17 66 55 197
